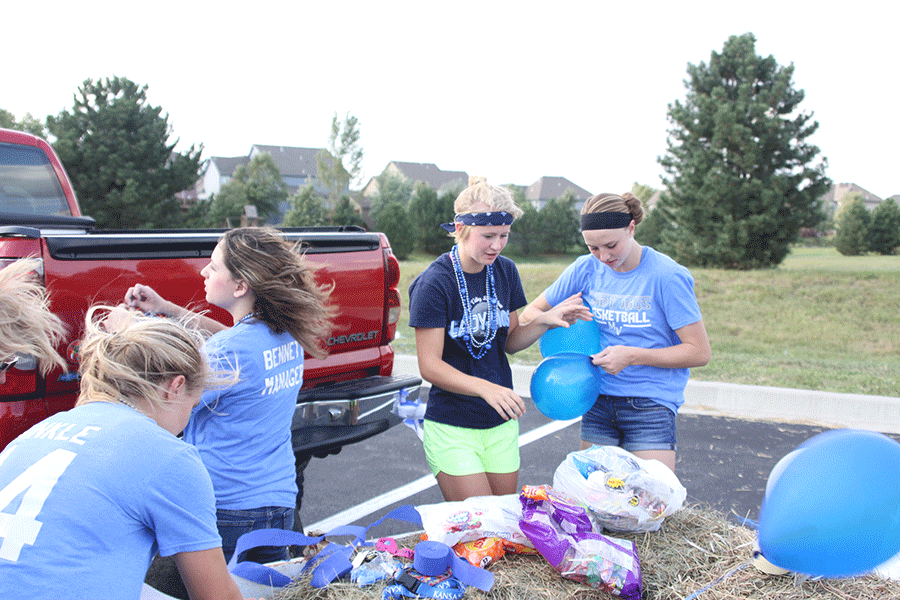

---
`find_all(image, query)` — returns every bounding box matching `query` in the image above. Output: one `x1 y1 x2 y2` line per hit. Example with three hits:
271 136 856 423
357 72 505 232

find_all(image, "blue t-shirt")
184 318 302 510
544 247 703 414
0 402 220 600
408 253 527 429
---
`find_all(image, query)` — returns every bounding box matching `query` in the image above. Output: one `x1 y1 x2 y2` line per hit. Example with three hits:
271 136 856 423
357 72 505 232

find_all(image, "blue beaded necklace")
450 245 499 359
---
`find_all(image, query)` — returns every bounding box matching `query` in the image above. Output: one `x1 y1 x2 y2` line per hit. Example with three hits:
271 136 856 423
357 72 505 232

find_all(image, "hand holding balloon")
538 299 603 358
591 345 635 375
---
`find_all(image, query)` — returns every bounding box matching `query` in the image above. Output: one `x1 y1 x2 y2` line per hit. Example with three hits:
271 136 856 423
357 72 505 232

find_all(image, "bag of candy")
553 445 686 532
519 485 642 600
416 494 533 549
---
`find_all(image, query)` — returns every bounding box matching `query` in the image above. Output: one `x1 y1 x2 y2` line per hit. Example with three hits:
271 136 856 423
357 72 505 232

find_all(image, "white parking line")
305 417 580 533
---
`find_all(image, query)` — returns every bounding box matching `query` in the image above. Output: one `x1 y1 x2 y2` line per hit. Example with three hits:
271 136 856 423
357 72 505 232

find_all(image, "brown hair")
0 259 67 374
451 175 524 242
581 192 645 226
220 227 337 360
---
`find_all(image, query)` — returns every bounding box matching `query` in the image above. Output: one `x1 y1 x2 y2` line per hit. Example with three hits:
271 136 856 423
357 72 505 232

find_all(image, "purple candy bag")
519 485 642 600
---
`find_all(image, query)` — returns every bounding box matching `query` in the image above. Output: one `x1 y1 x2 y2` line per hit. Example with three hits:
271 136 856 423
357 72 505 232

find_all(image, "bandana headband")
439 211 514 232
580 211 632 230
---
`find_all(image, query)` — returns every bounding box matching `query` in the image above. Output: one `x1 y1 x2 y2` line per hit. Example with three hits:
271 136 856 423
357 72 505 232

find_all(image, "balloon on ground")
758 429 900 578
539 308 603 358
529 352 602 420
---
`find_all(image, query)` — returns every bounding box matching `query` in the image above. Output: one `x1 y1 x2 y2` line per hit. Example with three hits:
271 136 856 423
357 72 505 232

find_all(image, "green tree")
203 153 286 227
635 203 673 249
370 171 414 223
375 201 413 259
657 33 830 269
508 199 542 258
834 197 871 256
630 182 657 204
329 195 366 229
407 183 455 254
316 112 364 208
46 77 202 229
283 184 327 226
867 198 900 255
539 192 580 254
0 109 46 137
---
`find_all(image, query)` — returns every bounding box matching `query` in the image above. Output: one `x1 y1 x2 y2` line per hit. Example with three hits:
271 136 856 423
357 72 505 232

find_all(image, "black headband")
580 212 633 230
439 211 515 232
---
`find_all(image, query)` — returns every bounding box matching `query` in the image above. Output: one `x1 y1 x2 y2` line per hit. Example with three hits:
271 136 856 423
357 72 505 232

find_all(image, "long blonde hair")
0 259 67 374
451 176 524 243
220 227 337 360
76 307 216 412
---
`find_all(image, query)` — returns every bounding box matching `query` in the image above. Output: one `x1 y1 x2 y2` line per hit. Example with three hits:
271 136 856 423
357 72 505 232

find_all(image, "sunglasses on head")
1 356 19 373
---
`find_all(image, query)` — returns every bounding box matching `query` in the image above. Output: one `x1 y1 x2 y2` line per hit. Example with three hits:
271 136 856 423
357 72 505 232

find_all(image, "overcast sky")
6 1 897 198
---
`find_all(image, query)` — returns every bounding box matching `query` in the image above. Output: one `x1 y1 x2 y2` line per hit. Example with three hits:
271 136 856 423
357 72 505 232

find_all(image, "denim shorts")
580 395 677 451
423 419 520 477
217 505 294 564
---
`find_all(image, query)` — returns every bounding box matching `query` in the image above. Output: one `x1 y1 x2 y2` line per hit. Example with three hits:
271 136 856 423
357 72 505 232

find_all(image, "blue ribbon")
228 504 423 589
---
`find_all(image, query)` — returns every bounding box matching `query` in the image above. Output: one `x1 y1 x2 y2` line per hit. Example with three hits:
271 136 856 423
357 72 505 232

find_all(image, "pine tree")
407 184 455 255
658 33 830 268
283 185 327 227
46 77 202 229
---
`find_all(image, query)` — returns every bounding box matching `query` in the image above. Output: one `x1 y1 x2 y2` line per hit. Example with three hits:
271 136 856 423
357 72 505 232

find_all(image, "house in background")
196 145 339 223
819 183 883 217
524 176 592 212
362 161 469 198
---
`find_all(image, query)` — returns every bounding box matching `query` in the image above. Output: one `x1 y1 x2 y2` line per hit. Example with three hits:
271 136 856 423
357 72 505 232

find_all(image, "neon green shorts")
423 419 520 477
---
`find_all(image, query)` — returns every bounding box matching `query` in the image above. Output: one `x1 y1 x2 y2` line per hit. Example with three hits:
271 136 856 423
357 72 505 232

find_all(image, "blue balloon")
758 429 900 578
539 315 604 358
529 352 602 420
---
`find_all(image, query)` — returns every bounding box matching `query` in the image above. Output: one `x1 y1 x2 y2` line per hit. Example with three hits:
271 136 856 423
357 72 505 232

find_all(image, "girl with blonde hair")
125 226 336 564
0 307 247 600
522 192 711 472
409 176 589 501
0 258 66 384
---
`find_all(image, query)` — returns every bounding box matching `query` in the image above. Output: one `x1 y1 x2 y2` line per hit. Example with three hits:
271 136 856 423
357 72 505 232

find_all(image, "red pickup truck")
0 127 420 497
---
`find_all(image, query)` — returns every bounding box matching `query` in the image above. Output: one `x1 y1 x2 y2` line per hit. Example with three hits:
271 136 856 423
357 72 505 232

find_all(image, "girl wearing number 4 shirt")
409 176 590 502
0 307 249 600
521 192 711 472
126 227 336 565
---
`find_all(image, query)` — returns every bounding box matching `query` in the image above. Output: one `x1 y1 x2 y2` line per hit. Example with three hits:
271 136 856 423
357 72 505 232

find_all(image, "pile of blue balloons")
758 429 900 578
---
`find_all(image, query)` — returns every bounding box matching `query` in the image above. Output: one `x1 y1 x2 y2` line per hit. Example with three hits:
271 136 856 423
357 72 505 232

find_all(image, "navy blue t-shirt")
408 253 527 429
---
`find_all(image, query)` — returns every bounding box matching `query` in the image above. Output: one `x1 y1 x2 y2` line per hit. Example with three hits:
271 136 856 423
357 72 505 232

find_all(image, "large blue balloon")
529 352 602 420
539 309 603 358
758 429 900 578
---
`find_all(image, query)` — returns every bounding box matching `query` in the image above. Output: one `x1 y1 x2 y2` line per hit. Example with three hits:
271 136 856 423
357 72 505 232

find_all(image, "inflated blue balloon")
758 429 900 578
539 314 603 358
529 352 602 420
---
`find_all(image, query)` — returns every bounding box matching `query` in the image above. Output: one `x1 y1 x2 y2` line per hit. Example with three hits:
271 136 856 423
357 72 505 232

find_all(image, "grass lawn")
393 246 900 397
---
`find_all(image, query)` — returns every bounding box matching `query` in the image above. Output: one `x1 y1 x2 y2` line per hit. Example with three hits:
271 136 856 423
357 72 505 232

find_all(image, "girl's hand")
592 345 635 375
542 293 593 328
124 283 167 315
481 382 526 420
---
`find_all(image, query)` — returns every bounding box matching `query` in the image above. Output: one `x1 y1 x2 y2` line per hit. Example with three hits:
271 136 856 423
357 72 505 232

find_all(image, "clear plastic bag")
553 445 686 532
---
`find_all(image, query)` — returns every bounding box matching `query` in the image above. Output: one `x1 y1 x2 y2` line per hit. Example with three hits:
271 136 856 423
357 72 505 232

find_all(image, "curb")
392 354 900 435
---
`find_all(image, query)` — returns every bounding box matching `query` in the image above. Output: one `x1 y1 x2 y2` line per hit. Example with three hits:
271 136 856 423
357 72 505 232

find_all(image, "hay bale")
273 505 900 600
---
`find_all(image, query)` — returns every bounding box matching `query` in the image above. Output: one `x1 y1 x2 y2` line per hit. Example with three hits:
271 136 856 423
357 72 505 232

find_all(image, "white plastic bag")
553 445 686 532
416 493 533 548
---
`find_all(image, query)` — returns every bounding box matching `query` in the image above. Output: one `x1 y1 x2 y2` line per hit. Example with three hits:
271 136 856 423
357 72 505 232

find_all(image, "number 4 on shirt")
0 447 76 562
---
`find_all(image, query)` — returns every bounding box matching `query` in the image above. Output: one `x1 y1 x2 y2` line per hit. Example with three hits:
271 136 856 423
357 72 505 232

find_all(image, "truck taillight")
383 248 401 342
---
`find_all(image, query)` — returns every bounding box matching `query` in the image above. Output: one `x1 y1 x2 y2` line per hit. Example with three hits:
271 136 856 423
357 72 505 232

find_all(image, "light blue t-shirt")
0 402 220 600
184 318 303 510
544 247 703 413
